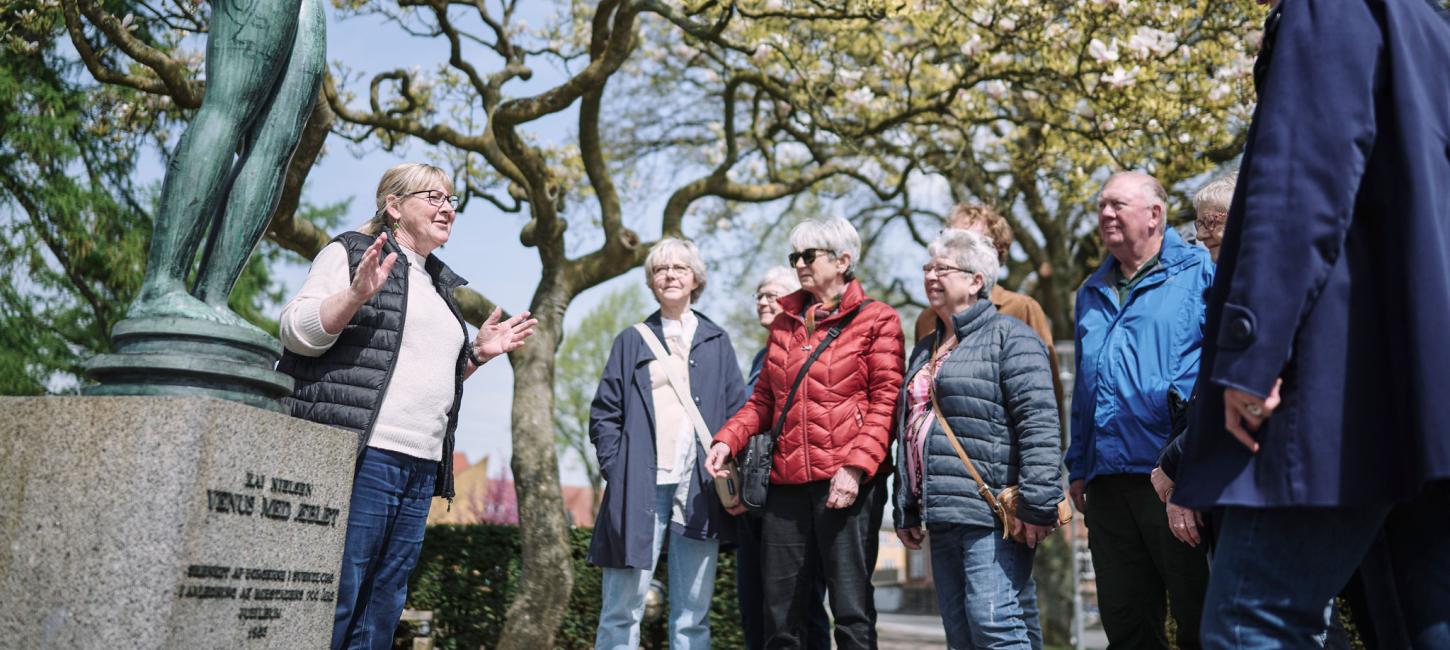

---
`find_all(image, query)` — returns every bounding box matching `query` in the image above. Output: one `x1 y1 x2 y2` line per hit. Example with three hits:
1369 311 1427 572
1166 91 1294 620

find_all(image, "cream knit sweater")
279 242 467 461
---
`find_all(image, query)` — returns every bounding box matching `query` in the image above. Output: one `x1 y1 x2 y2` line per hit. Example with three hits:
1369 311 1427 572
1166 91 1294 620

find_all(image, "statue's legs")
193 0 326 329
128 0 304 321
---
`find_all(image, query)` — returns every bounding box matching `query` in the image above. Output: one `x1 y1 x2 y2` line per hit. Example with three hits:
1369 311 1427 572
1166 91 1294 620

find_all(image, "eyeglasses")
788 248 833 266
652 264 693 278
922 264 968 277
754 291 784 303
1195 211 1227 229
407 190 460 209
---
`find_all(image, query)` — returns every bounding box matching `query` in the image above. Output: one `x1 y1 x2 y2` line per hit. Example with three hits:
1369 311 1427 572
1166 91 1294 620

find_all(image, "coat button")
694 396 701 403
689 360 696 367
1228 317 1253 342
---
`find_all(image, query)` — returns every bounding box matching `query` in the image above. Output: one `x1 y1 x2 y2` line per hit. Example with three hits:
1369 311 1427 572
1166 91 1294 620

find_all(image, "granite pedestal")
0 396 357 648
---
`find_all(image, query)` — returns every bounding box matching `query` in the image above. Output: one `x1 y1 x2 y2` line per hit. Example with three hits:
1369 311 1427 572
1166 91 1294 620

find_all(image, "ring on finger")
1246 403 1264 417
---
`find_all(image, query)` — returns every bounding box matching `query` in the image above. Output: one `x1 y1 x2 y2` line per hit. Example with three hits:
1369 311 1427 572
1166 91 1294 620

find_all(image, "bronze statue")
129 0 326 330
86 0 326 409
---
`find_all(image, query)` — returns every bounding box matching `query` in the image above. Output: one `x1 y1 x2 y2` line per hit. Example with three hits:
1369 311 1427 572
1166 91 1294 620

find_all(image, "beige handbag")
632 324 741 509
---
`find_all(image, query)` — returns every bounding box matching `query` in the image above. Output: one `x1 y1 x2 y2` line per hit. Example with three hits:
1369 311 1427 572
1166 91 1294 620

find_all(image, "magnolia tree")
674 0 1263 332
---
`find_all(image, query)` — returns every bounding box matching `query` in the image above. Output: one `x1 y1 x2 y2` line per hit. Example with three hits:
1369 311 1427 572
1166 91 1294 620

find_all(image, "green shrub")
403 524 742 649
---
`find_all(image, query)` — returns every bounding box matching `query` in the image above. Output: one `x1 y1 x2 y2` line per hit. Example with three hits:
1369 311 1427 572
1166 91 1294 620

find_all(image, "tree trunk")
497 289 574 650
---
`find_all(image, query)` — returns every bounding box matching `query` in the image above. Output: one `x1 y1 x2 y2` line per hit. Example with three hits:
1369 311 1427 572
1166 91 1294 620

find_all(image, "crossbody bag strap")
768 299 873 441
926 336 1006 516
632 324 716 452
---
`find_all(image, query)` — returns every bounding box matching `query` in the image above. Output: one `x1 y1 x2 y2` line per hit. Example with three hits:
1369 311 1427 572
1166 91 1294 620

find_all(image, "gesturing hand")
473 306 538 363
349 232 398 304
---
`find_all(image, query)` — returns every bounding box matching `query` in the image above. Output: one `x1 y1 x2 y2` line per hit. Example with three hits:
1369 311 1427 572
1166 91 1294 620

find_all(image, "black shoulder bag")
740 300 872 511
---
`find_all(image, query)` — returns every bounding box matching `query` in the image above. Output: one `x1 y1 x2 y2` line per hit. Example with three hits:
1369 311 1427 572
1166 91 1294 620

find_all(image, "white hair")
756 266 800 294
644 237 708 303
1192 171 1238 216
929 229 999 299
788 217 861 280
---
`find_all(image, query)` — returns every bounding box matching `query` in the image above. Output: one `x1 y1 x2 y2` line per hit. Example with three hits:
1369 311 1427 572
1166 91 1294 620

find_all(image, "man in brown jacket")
913 204 1064 415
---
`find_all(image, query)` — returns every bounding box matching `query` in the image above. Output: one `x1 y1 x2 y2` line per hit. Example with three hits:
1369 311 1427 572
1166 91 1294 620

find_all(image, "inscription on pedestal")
180 470 346 640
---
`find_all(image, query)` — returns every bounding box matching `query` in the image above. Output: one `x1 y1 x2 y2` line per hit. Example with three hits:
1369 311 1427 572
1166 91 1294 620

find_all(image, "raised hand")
473 306 538 363
349 232 398 304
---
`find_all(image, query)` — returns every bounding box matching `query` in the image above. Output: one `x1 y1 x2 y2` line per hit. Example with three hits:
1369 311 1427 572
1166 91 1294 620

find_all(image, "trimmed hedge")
402 524 743 649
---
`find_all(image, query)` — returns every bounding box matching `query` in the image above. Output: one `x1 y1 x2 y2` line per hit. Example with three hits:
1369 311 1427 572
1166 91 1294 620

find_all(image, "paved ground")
877 613 948 649
875 612 1110 649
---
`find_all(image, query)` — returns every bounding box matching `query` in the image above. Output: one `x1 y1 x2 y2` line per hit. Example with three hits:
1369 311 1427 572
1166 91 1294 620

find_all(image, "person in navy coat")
587 238 747 650
1173 1 1450 647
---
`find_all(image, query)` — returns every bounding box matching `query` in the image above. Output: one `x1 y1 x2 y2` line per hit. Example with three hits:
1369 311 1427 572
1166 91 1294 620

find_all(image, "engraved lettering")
244 472 266 490
260 498 292 521
293 504 339 527
289 571 334 584
269 477 313 498
250 588 305 602
243 568 288 582
238 607 281 621
247 626 268 639
206 490 255 516
186 564 230 579
181 585 237 599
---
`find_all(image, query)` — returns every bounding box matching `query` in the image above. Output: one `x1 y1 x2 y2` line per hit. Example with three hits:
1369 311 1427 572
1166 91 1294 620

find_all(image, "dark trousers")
736 513 830 650
1085 474 1209 650
760 473 888 650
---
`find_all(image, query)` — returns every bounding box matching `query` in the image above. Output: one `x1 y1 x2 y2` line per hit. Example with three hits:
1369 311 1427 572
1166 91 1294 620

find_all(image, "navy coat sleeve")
590 331 634 482
1208 0 1382 397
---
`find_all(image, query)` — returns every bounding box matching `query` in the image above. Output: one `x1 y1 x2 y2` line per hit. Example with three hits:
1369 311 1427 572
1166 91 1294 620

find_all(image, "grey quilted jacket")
892 300 1064 530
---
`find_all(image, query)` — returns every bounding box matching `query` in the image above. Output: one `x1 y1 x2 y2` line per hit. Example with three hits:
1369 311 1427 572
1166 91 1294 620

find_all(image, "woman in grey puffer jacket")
893 228 1064 649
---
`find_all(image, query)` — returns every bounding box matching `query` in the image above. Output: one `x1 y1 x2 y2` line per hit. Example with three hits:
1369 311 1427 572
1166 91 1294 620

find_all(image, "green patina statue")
86 0 327 410
133 0 326 327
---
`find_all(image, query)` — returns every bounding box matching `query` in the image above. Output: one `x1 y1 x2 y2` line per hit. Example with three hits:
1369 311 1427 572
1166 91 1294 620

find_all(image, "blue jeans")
1203 482 1450 649
595 483 720 650
928 523 1042 650
332 447 437 650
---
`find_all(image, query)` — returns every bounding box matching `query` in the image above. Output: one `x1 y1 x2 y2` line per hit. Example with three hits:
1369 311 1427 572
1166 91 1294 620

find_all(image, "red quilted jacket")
715 280 905 484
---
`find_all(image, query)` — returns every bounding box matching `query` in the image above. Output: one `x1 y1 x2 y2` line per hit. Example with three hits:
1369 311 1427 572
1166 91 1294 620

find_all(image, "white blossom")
1089 38 1119 64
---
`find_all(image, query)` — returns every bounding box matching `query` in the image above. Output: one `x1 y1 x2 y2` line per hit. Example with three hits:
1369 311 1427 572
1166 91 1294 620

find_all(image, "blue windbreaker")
1068 228 1214 484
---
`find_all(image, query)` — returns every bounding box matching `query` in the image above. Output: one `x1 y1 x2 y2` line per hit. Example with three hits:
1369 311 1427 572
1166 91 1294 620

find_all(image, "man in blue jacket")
1175 1 1450 647
1069 171 1215 649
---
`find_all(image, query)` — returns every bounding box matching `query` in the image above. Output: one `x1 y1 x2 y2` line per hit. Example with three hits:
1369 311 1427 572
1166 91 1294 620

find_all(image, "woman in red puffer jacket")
706 216 904 650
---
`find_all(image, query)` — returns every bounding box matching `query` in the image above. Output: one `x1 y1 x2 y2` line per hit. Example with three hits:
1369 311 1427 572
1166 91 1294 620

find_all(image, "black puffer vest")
278 229 477 500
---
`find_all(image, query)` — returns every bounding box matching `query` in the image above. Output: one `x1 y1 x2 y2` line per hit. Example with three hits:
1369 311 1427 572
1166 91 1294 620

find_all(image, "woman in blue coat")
587 238 747 650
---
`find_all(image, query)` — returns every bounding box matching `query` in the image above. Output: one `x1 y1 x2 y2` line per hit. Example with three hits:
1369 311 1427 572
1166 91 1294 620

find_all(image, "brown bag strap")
926 335 1005 517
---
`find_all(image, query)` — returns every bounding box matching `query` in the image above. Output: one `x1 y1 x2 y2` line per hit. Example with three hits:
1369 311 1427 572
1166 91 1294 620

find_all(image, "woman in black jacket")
278 163 536 650
893 228 1064 649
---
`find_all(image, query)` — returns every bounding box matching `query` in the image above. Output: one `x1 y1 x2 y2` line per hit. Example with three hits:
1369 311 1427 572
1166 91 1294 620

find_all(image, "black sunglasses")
788 248 833 266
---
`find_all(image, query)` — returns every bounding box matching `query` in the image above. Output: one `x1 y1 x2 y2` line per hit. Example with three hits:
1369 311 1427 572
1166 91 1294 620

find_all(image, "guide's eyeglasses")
407 190 460 209
788 248 833 266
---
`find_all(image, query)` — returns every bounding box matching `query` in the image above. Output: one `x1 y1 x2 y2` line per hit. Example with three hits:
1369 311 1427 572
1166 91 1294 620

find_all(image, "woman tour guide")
277 162 536 650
